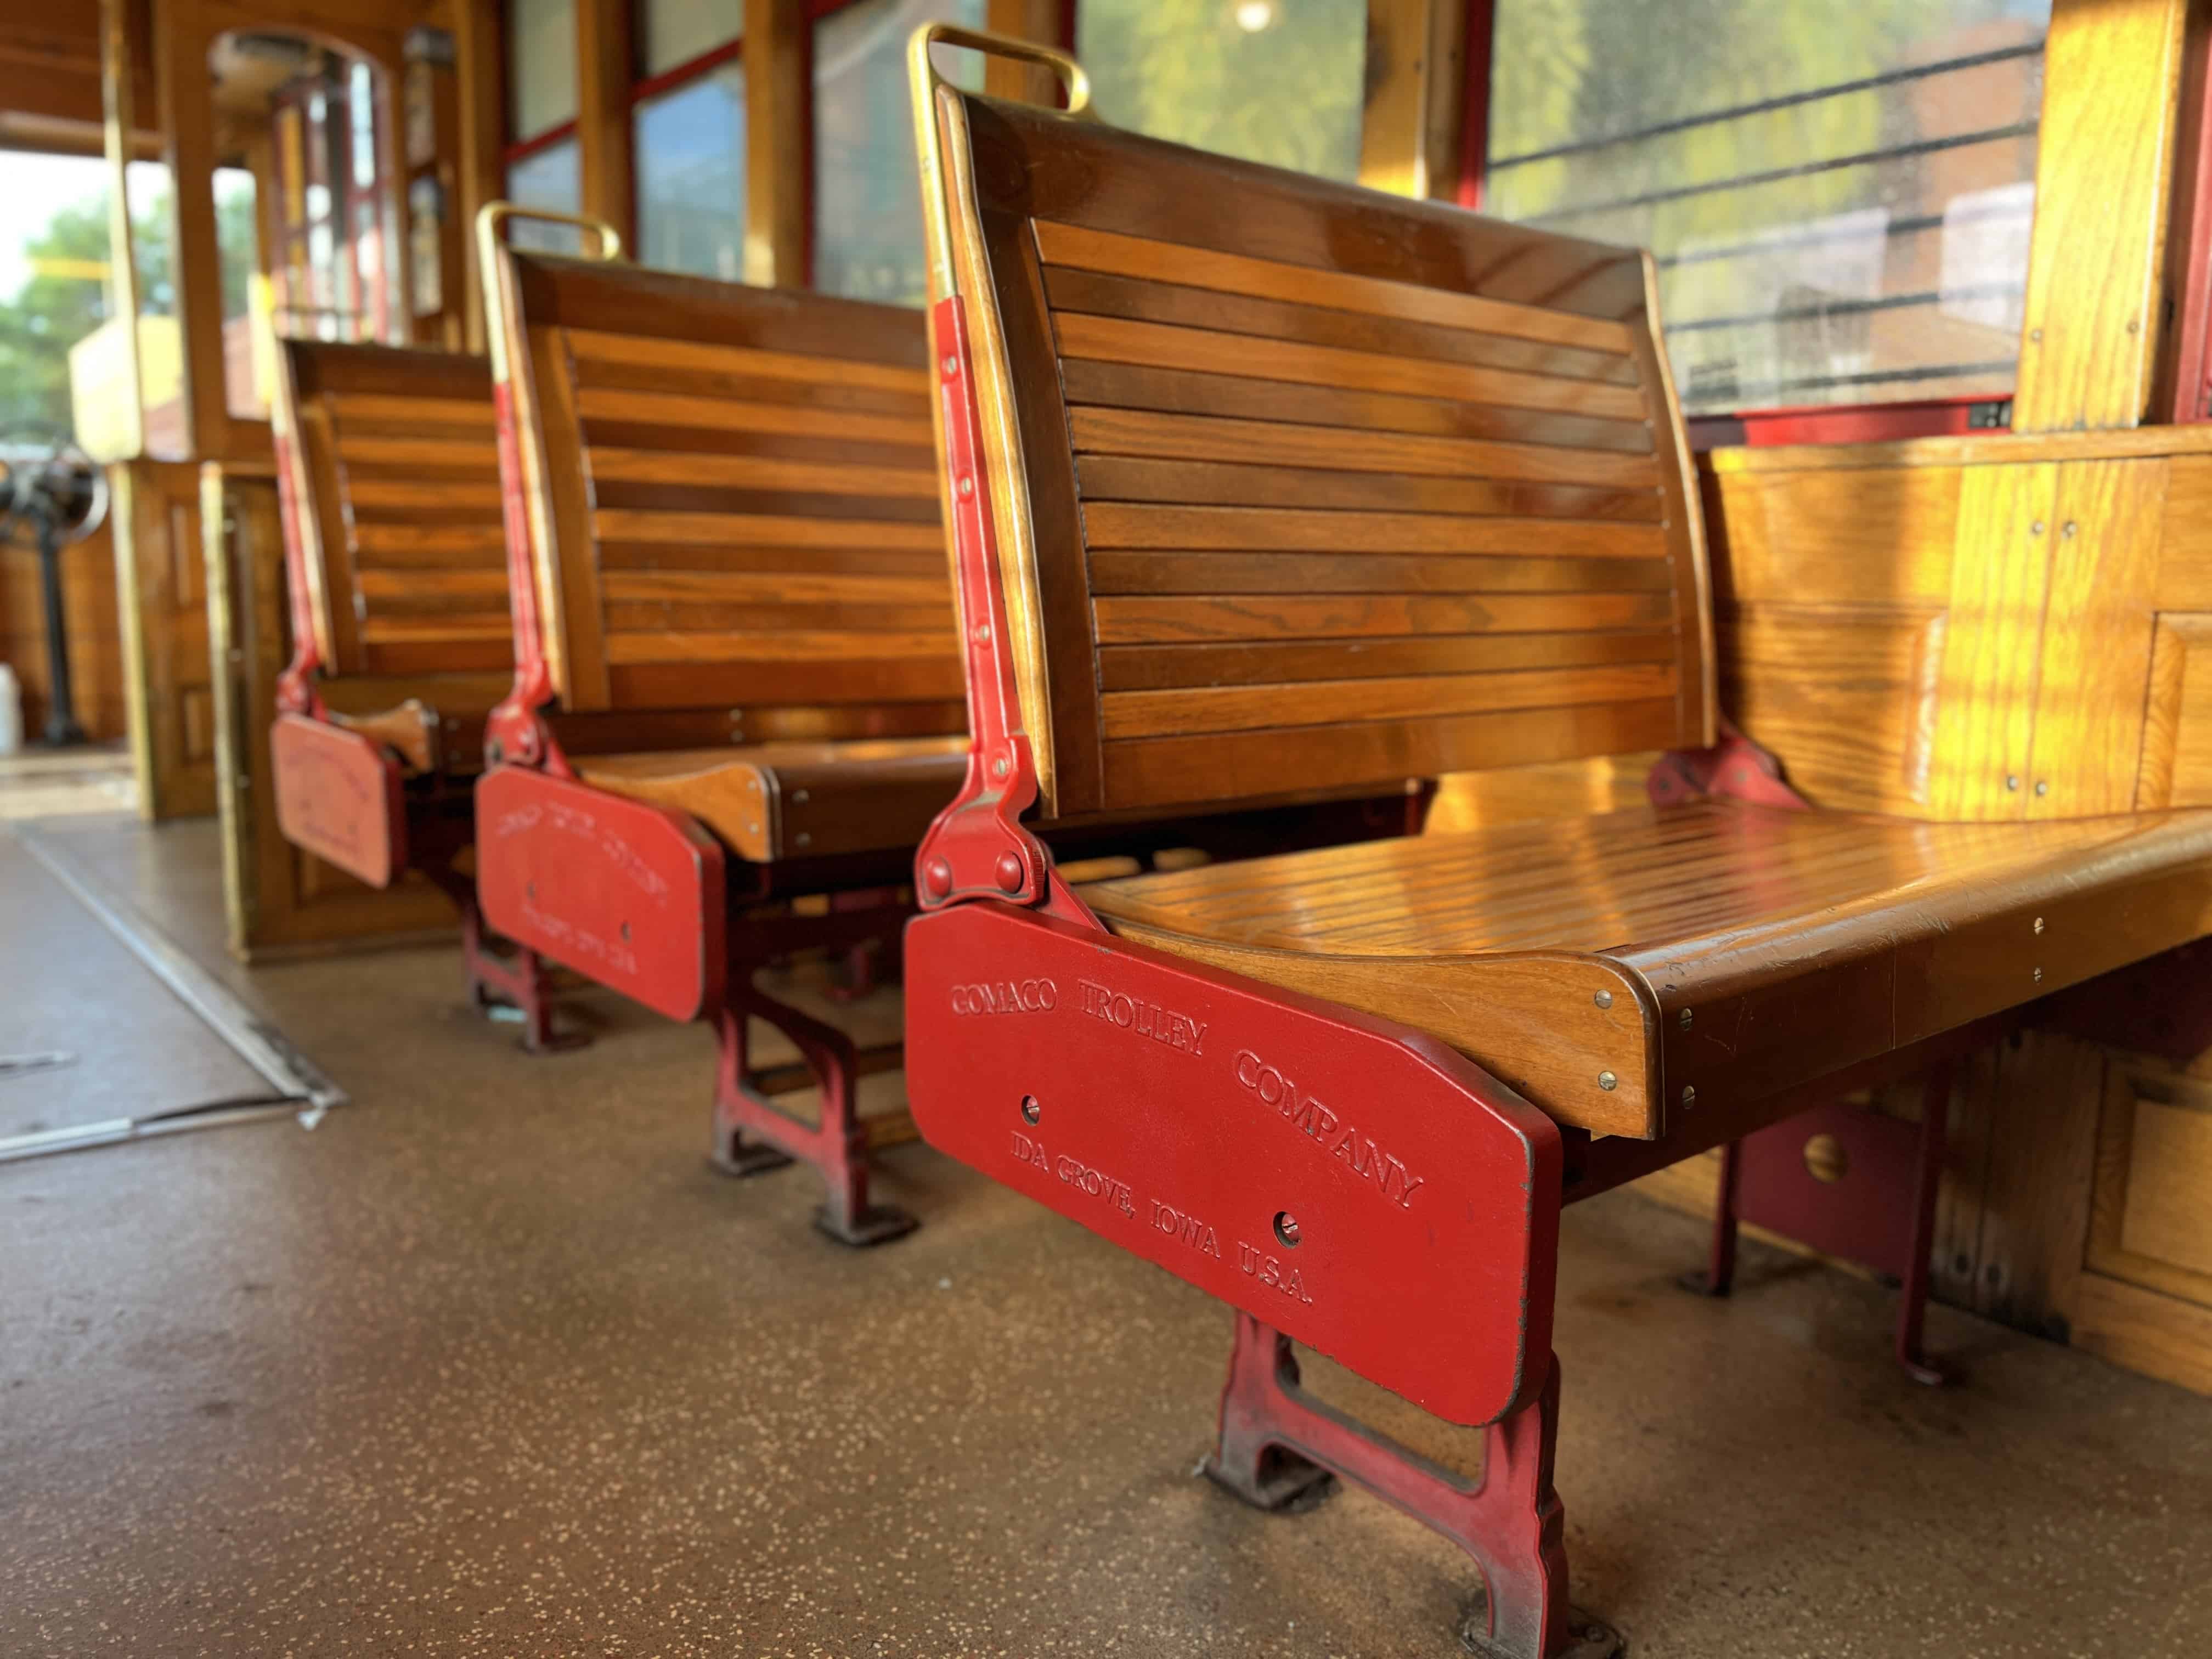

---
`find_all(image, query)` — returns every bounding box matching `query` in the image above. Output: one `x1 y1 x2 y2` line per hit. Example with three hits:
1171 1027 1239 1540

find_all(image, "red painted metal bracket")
912 296 1091 925
484 381 566 775
1646 718 1809 810
904 898 1561 1427
476 764 726 1023
270 712 407 888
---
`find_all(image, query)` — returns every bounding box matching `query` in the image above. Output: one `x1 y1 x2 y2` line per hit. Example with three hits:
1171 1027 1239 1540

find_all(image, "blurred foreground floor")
3 816 2210 1658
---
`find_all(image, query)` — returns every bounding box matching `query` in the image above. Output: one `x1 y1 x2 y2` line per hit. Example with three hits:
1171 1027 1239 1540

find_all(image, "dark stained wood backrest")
935 90 1717 820
275 340 507 678
496 252 963 720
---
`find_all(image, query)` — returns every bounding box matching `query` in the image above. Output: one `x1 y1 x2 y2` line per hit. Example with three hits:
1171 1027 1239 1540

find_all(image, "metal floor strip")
6 827 346 1155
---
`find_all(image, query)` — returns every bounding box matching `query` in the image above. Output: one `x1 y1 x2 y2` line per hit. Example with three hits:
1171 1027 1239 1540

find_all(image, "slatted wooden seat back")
493 252 964 730
274 340 508 680
929 91 1716 820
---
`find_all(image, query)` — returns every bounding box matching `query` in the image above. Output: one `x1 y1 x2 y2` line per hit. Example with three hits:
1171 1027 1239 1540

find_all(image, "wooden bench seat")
476 235 977 1243
573 736 968 861
894 28 2212 1658
269 337 574 1047
1081 801 2212 1140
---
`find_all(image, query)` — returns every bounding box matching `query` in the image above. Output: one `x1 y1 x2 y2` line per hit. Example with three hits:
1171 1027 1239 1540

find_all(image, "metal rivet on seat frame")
792 788 809 805
2035 780 2049 797
991 757 1009 779
1678 1008 1694 1030
2033 967 2043 983
1593 990 1613 1009
957 476 974 498
1681 1086 1697 1109
2034 917 2045 935
2030 521 2045 536
1597 1071 1618 1091
795 832 811 849
2006 775 2020 791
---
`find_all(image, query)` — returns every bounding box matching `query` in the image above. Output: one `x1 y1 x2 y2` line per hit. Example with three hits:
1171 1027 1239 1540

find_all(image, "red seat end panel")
475 764 727 1023
270 713 408 889
903 900 1561 1427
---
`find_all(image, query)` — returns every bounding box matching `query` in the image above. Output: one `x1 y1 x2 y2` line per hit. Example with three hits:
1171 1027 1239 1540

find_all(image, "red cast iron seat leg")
710 975 918 1247
1203 1316 1620 1659
426 857 588 1054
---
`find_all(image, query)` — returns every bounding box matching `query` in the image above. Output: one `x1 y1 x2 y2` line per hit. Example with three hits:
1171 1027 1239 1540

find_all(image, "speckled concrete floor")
5 820 2212 1658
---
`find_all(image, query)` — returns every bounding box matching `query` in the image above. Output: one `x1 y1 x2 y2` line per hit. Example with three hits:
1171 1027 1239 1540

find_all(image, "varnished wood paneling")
1928 464 2058 819
1705 466 1957 608
1719 603 1944 814
2026 460 2169 816
2013 0 2190 432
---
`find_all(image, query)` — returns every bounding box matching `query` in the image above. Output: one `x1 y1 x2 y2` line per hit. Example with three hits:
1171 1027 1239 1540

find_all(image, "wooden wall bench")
897 29 2212 1657
267 336 576 1047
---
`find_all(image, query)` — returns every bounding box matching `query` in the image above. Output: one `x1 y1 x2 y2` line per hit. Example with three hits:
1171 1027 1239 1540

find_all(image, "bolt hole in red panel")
904 900 1562 1427
475 764 727 1023
270 713 407 889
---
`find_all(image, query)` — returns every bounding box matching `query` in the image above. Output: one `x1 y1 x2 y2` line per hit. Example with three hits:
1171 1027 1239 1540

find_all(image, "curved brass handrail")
907 23 1092 303
471 202 624 382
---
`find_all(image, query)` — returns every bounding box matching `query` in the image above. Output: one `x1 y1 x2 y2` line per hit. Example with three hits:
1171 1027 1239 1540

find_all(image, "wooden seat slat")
320 391 489 425
1086 551 1677 596
348 479 504 510
603 630 960 666
1075 458 1664 522
1091 590 1679 644
564 325 930 397
590 422 936 472
1100 703 1686 825
1032 219 1637 352
603 600 956 633
351 524 510 560
1060 361 1658 455
575 387 935 447
1100 662 1680 741
1095 629 1681 691
1080 503 1667 560
593 543 946 578
1054 313 1650 423
1068 408 1662 489
334 436 501 469
588 448 939 497
601 568 952 607
589 509 944 553
360 616 515 643
1042 266 1644 386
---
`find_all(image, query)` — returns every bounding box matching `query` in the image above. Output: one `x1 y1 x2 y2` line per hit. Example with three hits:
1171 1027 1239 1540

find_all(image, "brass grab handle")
472 201 624 381
907 23 1092 303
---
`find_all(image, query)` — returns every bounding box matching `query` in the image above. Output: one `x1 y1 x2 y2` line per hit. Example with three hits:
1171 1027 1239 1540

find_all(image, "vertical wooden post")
743 0 807 287
154 5 227 460
577 0 636 249
1358 0 1469 201
450 0 507 354
98 0 145 461
2013 0 2192 432
984 0 1067 106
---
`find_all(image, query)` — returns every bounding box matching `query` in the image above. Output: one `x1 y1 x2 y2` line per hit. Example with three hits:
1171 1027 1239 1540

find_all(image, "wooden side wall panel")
1927 463 2059 819
114 459 217 819
2013 0 2190 432
205 467 457 957
2025 459 2168 816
